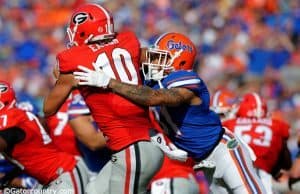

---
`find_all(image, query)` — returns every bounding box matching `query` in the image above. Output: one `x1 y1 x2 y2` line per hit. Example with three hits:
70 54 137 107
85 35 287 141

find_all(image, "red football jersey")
223 117 290 173
46 97 81 156
57 31 151 151
0 108 76 184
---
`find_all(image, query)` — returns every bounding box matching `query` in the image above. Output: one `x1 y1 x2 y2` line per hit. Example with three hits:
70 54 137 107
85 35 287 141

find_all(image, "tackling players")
74 32 266 194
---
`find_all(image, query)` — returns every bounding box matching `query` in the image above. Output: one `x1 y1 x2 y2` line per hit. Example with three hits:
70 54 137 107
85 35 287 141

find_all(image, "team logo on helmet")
167 40 193 53
72 13 88 25
0 84 8 94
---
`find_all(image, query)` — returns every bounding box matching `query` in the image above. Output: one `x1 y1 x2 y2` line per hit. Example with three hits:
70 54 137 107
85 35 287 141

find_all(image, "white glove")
193 160 216 171
150 132 188 162
73 65 111 88
166 143 188 162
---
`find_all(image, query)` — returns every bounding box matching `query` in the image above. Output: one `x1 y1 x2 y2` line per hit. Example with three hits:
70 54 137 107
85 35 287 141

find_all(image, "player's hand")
150 132 188 162
73 65 111 88
167 142 188 162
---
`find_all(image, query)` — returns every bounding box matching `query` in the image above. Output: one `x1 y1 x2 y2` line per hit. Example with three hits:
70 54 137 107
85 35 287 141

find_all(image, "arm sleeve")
0 127 26 151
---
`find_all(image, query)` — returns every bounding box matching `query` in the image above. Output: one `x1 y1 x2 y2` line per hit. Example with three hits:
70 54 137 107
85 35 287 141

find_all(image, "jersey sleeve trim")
68 108 90 115
167 78 201 89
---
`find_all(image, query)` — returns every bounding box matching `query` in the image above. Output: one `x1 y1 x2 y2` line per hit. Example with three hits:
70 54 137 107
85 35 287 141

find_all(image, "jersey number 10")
93 48 139 85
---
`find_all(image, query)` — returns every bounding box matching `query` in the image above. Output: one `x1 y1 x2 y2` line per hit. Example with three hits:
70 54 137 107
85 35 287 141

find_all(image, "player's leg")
220 132 266 194
86 161 112 194
202 130 265 194
256 169 273 194
109 141 164 194
151 175 199 194
46 158 90 194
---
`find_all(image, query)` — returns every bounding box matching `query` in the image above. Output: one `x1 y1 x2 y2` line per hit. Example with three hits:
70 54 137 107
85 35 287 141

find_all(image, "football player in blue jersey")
73 32 266 194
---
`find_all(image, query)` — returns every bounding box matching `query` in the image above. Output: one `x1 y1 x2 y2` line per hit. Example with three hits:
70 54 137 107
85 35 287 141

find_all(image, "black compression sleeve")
0 127 25 151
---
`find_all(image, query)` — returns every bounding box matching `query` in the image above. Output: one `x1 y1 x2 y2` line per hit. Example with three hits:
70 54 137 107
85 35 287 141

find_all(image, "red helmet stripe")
94 4 112 33
154 32 169 47
252 92 262 117
213 90 221 107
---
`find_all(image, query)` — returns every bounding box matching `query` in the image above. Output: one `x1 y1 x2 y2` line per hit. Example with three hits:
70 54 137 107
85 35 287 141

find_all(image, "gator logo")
0 84 8 93
167 40 193 53
227 138 239 149
72 12 88 24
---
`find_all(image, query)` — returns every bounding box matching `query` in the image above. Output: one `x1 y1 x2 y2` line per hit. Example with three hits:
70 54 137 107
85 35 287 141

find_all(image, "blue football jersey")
0 156 14 174
151 70 223 159
68 93 91 120
68 93 111 173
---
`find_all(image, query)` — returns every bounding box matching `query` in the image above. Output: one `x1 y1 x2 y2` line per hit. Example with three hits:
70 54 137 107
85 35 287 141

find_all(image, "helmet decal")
167 40 194 53
0 84 8 93
72 12 89 25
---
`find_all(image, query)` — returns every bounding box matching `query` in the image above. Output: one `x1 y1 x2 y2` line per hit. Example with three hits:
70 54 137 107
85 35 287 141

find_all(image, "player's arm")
0 137 7 152
108 79 199 106
0 127 26 152
43 74 77 117
69 115 106 150
271 140 292 177
73 65 201 106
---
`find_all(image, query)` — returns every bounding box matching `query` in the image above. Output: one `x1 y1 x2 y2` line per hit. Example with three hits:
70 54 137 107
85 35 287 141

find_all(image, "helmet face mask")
142 48 173 81
0 82 16 111
67 4 115 47
142 32 196 81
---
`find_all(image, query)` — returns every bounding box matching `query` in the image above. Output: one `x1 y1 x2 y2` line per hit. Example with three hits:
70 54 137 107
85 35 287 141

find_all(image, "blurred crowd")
0 0 300 154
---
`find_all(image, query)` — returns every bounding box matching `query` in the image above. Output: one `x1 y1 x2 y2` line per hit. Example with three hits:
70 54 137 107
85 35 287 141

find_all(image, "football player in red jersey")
46 96 82 156
223 92 292 193
0 81 90 193
46 62 81 156
43 3 164 194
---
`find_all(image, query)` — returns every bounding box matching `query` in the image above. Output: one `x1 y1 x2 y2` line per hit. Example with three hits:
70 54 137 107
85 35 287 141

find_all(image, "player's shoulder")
271 118 289 128
1 107 25 117
166 70 199 80
116 31 139 41
57 46 90 60
115 31 140 51
163 70 201 88
57 46 91 74
0 108 27 129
